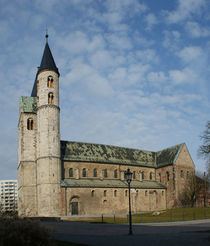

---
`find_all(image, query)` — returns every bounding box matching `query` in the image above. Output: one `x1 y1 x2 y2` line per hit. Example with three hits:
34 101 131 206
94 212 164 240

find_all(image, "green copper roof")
61 178 166 189
20 96 37 113
61 141 156 167
61 141 184 168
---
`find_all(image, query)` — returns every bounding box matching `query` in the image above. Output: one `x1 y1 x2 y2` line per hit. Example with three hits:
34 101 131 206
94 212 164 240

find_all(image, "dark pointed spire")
37 34 59 76
31 34 59 96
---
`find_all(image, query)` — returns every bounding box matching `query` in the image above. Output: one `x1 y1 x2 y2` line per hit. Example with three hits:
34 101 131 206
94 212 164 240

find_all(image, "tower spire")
45 28 48 43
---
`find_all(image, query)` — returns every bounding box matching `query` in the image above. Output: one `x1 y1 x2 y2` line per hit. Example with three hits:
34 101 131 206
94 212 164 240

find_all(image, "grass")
62 207 210 224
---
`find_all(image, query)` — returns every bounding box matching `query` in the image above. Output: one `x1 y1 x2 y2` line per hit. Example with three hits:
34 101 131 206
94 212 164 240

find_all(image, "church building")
18 36 195 217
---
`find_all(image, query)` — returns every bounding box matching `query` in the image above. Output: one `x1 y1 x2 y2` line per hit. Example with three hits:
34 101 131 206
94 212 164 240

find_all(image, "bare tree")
198 121 210 176
178 173 202 207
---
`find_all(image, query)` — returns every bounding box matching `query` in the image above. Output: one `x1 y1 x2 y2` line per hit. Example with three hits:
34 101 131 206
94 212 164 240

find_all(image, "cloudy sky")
0 0 209 179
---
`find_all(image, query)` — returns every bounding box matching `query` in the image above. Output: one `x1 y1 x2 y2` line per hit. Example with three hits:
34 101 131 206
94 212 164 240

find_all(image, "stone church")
18 36 195 217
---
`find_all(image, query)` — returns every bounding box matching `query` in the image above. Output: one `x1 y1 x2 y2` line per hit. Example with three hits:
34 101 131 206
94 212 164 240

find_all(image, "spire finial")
45 28 48 43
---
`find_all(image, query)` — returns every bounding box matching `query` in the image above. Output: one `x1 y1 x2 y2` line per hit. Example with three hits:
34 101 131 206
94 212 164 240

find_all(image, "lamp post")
125 168 133 235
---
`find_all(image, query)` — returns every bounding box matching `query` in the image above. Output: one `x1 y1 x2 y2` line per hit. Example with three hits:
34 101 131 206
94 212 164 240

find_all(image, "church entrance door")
71 202 78 215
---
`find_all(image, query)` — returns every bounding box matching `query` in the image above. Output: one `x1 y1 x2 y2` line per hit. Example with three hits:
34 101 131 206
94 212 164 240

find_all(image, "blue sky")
0 0 209 179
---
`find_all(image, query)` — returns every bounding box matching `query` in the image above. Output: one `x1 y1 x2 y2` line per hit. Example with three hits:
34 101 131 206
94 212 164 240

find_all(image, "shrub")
0 217 54 246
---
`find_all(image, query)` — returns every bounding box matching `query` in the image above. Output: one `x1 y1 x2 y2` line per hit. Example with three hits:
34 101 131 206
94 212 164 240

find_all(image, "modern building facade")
0 180 18 212
18 36 195 217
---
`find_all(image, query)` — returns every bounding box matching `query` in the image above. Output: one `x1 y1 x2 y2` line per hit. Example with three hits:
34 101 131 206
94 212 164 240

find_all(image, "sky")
0 0 209 180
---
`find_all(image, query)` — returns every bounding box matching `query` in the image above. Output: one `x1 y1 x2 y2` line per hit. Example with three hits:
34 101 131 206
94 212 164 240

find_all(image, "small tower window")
180 170 184 178
93 168 97 177
48 92 54 104
47 76 54 88
133 171 136 179
114 169 118 178
114 190 117 197
150 172 153 180
91 190 94 197
142 171 144 180
166 171 170 181
27 118 34 130
104 169 108 178
69 168 73 178
104 190 107 197
82 168 86 177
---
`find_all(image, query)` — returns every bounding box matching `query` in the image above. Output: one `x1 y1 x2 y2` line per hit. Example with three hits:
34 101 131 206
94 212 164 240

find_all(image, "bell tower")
35 34 61 216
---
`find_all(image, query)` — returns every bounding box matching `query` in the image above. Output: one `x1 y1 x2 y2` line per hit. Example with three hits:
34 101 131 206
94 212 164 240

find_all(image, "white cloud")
165 0 206 23
147 71 167 86
185 21 210 38
176 46 204 64
145 13 158 30
169 68 198 85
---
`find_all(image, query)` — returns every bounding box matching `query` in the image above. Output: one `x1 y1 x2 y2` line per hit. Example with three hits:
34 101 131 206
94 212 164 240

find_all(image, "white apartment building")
0 180 18 212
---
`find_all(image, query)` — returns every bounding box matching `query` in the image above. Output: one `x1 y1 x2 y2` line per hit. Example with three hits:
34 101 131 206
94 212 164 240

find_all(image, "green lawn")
63 207 210 224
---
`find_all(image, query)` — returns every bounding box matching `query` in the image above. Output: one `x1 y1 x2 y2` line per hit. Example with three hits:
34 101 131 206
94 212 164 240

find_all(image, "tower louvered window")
27 118 34 130
48 92 54 104
47 76 54 88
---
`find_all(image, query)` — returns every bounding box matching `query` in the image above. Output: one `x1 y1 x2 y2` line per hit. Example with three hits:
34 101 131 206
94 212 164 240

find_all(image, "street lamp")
125 168 133 235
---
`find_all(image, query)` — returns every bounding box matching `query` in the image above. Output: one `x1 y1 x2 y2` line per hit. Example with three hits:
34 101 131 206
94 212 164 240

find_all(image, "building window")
47 76 54 88
91 190 94 197
27 118 34 130
104 190 107 197
166 171 170 181
133 171 136 179
114 190 117 197
93 168 97 177
104 169 108 178
69 168 73 177
180 170 183 178
142 171 144 180
159 173 161 182
48 92 54 104
162 191 164 196
82 168 86 177
150 172 153 180
125 190 128 197
114 169 118 178
145 191 147 196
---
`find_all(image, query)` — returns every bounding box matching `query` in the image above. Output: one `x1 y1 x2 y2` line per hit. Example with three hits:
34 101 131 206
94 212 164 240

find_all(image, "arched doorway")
70 196 79 215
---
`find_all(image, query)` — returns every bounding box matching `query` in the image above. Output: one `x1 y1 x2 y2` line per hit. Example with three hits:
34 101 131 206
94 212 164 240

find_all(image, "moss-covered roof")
20 96 37 113
61 178 166 189
61 141 184 168
61 141 156 167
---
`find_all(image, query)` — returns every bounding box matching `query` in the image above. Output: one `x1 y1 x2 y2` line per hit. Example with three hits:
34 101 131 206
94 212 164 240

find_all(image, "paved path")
43 220 210 246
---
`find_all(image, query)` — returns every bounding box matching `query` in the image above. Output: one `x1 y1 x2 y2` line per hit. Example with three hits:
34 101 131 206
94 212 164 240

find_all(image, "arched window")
114 190 117 197
47 76 54 88
104 169 108 178
159 173 161 182
69 168 73 177
180 170 183 178
82 168 86 177
142 171 144 180
91 190 94 197
166 171 170 181
125 190 128 197
48 92 54 104
133 171 136 179
93 168 97 177
114 169 117 178
150 172 153 180
104 190 107 197
27 118 34 130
